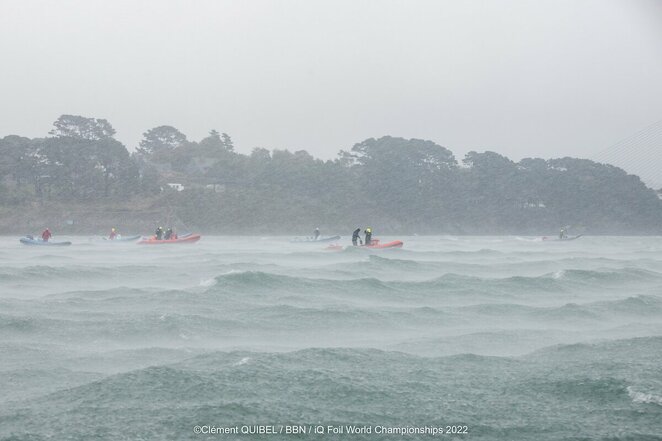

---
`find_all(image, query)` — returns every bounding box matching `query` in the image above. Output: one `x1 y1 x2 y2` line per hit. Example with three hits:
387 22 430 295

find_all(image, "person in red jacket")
109 228 118 240
41 228 52 242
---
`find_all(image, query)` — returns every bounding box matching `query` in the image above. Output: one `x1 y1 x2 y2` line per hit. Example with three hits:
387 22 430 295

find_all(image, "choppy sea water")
1 235 661 440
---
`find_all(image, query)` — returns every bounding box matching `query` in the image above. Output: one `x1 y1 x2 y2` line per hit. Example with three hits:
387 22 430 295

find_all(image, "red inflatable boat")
137 234 201 245
363 239 403 249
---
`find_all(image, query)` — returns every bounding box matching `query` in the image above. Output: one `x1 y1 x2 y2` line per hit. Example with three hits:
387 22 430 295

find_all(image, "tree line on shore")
1 114 661 234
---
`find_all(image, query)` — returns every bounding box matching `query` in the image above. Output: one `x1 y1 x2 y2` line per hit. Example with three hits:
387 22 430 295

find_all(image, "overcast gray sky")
1 0 661 160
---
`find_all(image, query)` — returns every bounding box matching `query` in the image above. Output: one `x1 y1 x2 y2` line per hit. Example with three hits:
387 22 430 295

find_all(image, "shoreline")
2 198 661 236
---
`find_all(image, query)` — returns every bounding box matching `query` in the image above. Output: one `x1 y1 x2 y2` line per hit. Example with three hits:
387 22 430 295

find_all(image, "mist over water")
1 236 662 440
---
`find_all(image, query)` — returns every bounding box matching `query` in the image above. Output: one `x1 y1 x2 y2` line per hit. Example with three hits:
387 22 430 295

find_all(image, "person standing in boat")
164 228 173 240
559 227 567 240
155 226 164 240
364 227 372 246
41 228 52 242
313 228 320 240
352 228 362 246
109 228 118 240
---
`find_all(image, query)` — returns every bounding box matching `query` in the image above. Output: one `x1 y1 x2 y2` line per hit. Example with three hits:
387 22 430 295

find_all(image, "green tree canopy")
137 125 188 156
49 114 116 140
2 119 661 234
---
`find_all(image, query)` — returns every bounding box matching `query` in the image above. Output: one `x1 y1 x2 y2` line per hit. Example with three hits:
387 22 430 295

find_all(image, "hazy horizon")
1 0 661 162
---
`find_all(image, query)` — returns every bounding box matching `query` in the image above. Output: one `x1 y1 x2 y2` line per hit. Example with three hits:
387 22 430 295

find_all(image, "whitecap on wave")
233 357 250 366
199 278 216 287
199 270 245 287
552 270 566 279
627 386 662 406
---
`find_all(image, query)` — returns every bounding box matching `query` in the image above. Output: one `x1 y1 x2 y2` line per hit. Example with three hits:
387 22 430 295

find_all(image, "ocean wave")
0 264 162 282
366 254 428 270
627 386 662 406
43 286 155 301
550 268 662 284
204 268 662 306
0 313 41 333
210 271 395 295
534 295 662 322
524 377 629 402
2 344 662 440
597 295 662 315
524 336 662 363
367 247 505 257
0 311 247 345
448 295 662 324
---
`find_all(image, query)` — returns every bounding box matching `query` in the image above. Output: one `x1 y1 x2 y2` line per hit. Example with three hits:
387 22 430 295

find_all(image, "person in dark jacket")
352 228 362 246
